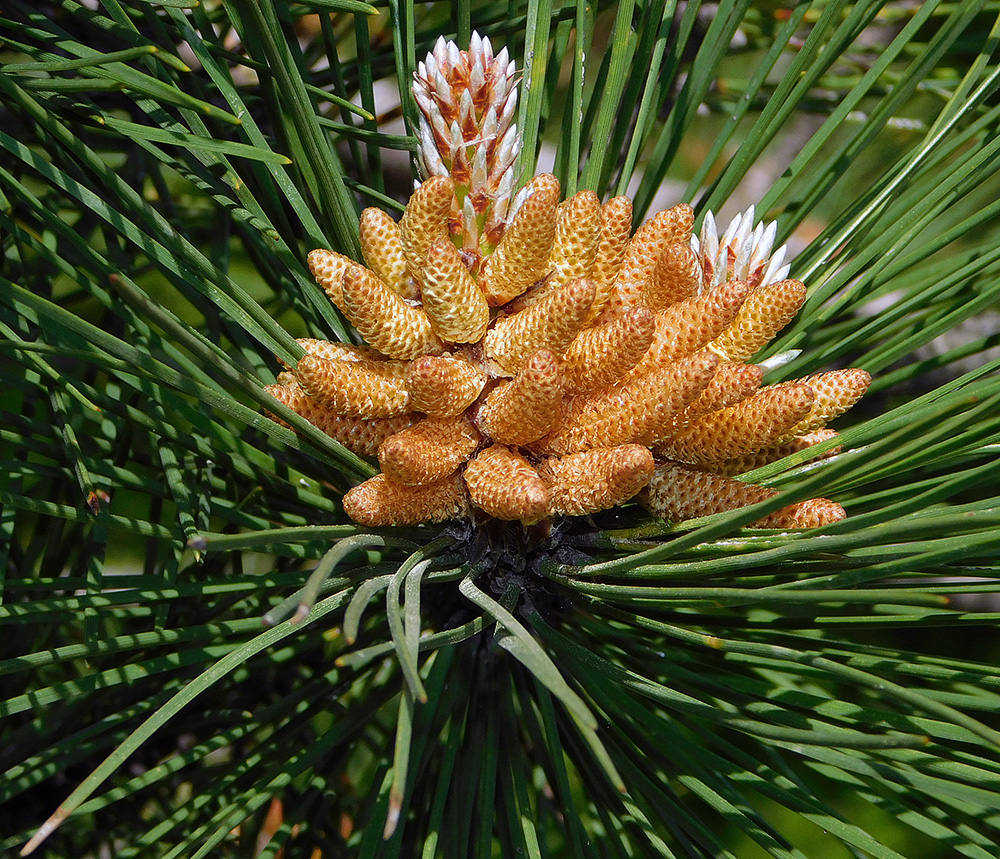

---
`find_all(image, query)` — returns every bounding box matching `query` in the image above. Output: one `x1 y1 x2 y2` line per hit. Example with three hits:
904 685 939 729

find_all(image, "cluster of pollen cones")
264 35 870 530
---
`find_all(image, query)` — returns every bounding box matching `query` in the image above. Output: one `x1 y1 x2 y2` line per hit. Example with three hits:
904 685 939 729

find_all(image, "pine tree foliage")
2 1 1000 856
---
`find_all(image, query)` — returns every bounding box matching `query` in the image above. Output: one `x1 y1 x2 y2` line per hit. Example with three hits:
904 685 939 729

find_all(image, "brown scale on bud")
661 383 815 464
479 174 560 305
343 473 470 527
341 265 443 360
405 354 487 416
295 354 410 418
630 279 750 375
266 35 870 529
421 238 490 343
484 277 595 374
561 306 655 394
463 445 549 522
539 445 654 518
378 416 481 485
708 278 807 362
477 349 563 445
642 462 845 528
264 381 417 457
360 208 418 300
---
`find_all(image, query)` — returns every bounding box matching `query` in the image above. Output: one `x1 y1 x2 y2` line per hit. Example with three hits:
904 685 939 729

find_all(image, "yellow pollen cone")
264 381 417 456
288 338 385 367
644 241 702 311
477 349 563 445
378 416 481 485
463 445 549 522
661 383 815 464
400 176 455 285
710 429 840 476
420 238 490 343
341 264 444 360
307 248 353 311
708 278 807 362
484 277 595 374
561 305 655 394
360 207 418 299
776 369 872 441
589 196 634 322
537 351 719 454
343 473 470 526
642 462 845 528
540 445 654 518
294 354 410 418
605 204 694 315
405 354 487 416
480 174 560 305
684 362 764 418
630 279 750 375
547 189 602 288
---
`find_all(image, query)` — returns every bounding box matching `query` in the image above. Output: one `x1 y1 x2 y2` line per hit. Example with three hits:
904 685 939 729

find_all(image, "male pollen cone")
265 34 870 530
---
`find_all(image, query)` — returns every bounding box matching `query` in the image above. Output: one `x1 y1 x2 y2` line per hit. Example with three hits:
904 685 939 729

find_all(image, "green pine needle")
2 1 1000 857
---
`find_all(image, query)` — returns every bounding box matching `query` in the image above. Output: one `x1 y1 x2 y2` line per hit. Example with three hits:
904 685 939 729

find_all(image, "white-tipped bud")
412 32 525 255
429 105 450 146
500 85 518 130
472 142 488 190
735 207 754 244
701 211 718 261
424 52 439 80
434 68 452 104
694 206 790 292
492 168 514 223
459 88 475 126
493 124 520 178
732 218 753 279
413 86 434 117
463 195 479 250
758 220 776 263
420 123 447 176
507 182 532 223
758 349 802 372
761 245 788 287
470 59 486 97
432 35 449 64
449 120 464 154
481 105 498 142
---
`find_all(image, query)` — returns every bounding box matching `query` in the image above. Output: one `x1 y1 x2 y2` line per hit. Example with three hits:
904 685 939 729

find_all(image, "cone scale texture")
265 34 870 529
